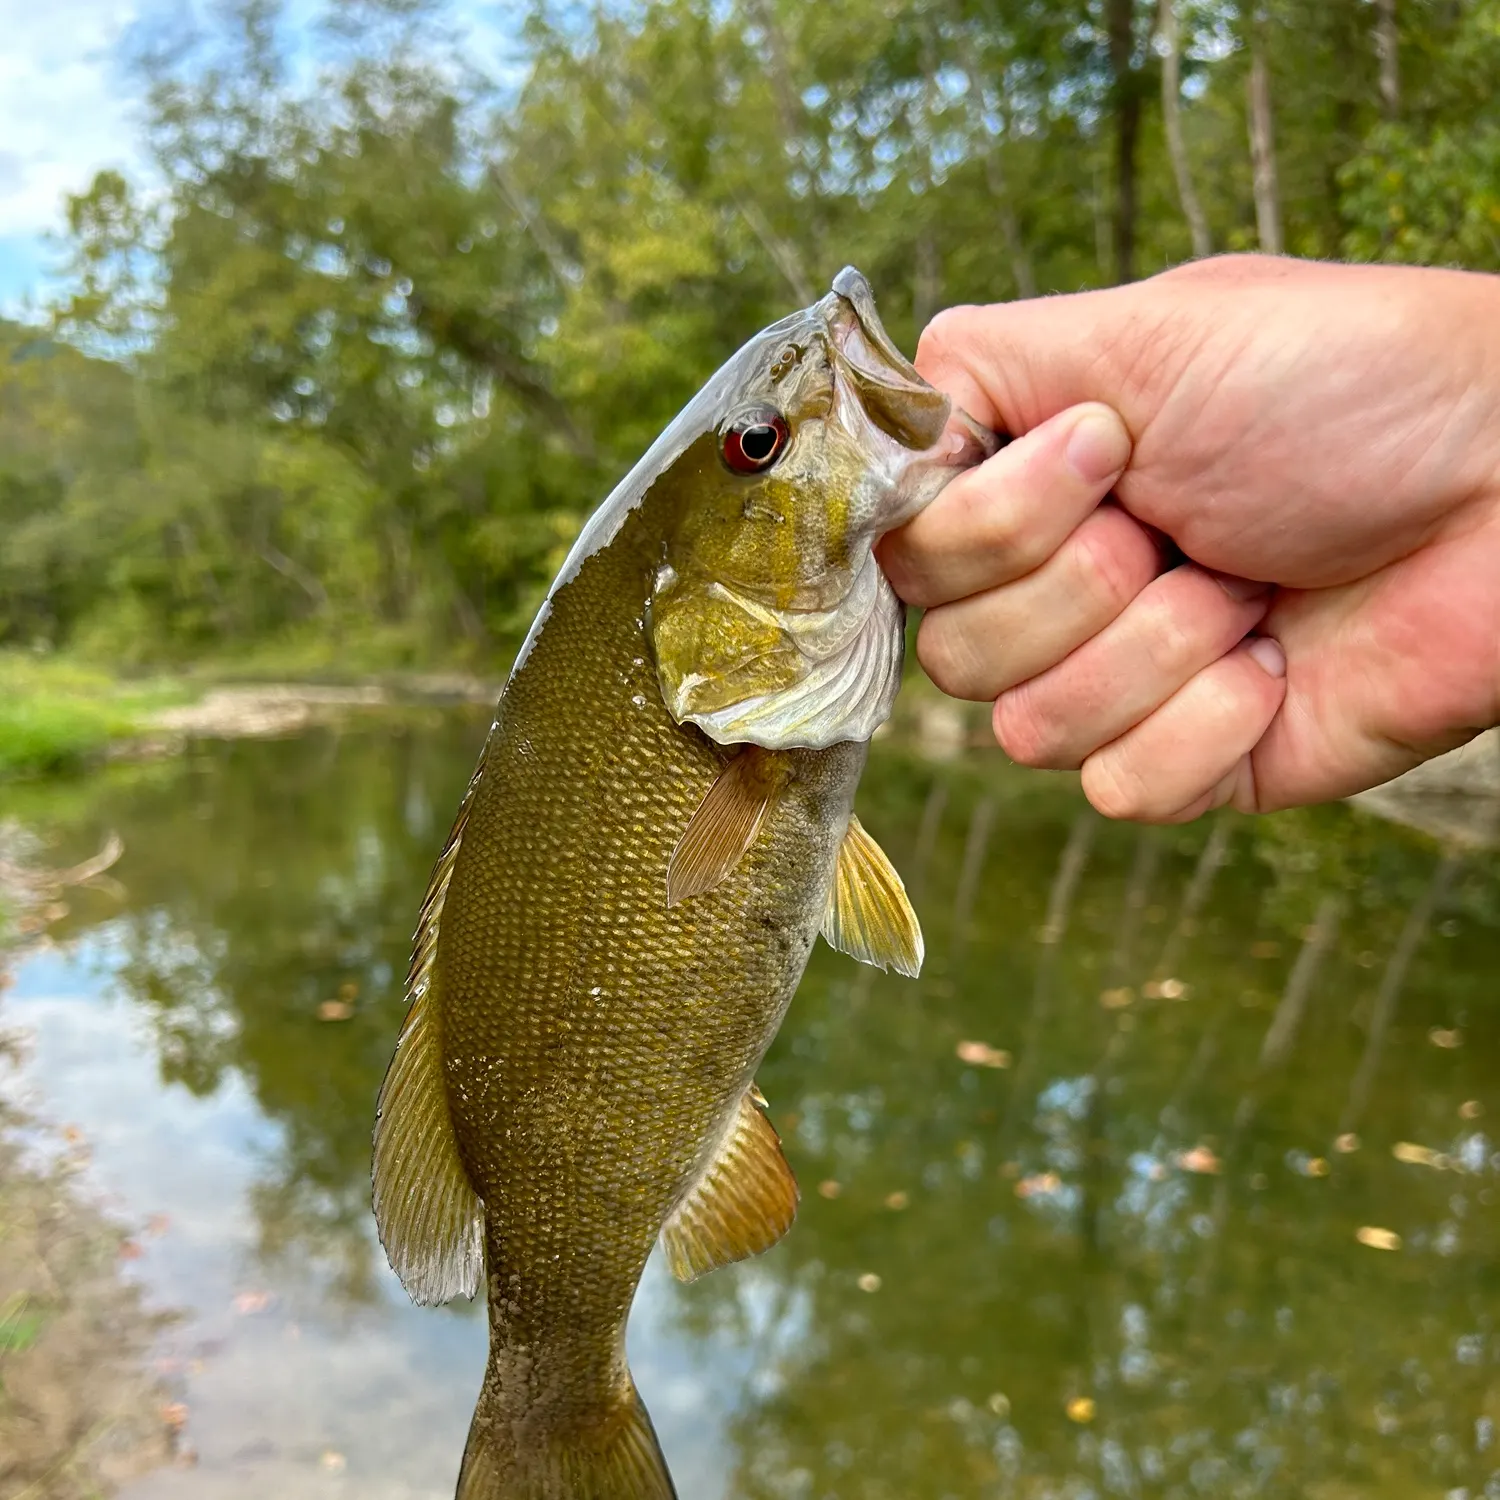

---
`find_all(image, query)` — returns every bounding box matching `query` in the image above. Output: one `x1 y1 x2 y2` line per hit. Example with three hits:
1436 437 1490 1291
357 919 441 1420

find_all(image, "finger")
993 566 1274 769
1079 638 1288 823
913 257 1285 441
916 289 1139 437
917 504 1161 701
880 402 1132 609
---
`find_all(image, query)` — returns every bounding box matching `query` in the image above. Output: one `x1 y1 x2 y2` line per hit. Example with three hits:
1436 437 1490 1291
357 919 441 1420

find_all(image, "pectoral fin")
666 747 787 906
661 1088 799 1282
822 814 924 977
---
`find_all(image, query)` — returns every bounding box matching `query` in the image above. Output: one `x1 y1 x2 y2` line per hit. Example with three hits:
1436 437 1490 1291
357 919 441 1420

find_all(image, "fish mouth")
830 267 927 391
819 267 950 453
822 266 998 469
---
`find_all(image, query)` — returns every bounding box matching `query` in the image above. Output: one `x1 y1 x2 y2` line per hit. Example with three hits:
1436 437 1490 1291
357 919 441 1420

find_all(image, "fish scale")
371 267 992 1499
442 501 855 1392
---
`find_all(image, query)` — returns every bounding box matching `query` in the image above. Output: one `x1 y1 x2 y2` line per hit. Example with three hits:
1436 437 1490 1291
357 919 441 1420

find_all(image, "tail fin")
455 1381 676 1500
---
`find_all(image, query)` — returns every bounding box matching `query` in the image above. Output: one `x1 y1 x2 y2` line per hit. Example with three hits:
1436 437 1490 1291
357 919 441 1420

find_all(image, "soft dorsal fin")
666 747 789 907
372 758 486 1305
822 814 924 977
661 1087 799 1282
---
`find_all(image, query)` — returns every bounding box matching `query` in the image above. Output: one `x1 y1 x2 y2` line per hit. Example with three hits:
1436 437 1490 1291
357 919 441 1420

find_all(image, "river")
4 712 1498 1499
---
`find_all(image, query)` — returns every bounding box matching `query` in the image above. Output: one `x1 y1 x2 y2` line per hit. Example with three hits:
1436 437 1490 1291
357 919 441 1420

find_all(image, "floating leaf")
1015 1172 1061 1199
1176 1145 1221 1175
1392 1141 1441 1168
956 1040 1011 1069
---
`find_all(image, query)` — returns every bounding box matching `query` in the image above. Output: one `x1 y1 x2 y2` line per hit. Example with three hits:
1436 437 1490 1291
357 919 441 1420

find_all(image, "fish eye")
721 408 790 475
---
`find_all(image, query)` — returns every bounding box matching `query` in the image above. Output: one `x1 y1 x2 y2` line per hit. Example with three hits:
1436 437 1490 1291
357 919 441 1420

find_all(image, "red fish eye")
722 409 789 474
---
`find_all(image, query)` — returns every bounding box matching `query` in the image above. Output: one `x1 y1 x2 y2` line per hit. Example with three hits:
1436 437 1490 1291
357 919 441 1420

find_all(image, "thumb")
915 284 1147 439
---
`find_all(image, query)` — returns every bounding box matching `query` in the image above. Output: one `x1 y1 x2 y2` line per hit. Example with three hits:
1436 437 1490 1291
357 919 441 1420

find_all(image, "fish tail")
455 1375 676 1500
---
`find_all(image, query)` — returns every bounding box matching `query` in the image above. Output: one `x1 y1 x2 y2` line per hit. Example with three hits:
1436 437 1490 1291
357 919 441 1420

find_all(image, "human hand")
880 255 1500 820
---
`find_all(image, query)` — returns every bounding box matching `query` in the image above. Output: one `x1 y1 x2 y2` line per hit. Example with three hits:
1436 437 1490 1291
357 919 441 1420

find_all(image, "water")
4 714 1500 1499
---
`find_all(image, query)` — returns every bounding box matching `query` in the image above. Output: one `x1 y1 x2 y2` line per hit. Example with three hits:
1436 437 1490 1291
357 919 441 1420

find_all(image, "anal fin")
666 747 788 907
661 1088 799 1282
821 813 924 977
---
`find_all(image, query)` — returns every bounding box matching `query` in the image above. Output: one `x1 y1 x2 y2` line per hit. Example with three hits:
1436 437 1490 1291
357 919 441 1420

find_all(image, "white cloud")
0 0 530 315
0 0 151 240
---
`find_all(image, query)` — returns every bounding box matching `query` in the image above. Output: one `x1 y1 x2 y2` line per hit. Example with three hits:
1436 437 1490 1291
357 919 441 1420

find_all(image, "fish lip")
827 266 926 386
824 266 1004 478
819 266 954 454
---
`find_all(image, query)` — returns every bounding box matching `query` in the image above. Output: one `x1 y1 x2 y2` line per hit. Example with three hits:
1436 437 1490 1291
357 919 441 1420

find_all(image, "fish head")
649 266 998 750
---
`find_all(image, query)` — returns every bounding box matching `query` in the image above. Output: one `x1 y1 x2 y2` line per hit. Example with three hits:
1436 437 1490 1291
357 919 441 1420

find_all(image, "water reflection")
7 718 1500 1498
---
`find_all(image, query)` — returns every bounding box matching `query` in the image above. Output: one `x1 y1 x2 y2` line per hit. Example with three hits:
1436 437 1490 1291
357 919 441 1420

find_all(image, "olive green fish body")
372 269 996 1500
443 497 861 1420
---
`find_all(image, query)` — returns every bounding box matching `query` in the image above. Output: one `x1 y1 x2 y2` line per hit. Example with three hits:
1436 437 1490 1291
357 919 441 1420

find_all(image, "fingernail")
1065 409 1131 484
1216 573 1273 602
1247 636 1286 678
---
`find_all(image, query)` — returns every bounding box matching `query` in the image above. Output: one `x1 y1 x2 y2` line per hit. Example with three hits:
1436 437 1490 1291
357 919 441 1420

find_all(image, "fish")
372 267 996 1500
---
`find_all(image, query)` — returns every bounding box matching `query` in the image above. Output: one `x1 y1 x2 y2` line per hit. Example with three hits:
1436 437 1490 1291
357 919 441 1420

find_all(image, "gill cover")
650 268 997 751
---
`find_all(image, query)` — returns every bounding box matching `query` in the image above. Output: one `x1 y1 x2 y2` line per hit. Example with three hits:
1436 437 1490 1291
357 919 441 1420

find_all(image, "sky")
0 0 152 317
0 0 521 321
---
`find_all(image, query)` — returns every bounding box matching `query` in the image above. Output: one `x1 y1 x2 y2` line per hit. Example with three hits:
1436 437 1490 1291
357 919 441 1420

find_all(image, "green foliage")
0 0 1494 671
0 1293 46 1356
1340 4 1500 267
0 655 185 778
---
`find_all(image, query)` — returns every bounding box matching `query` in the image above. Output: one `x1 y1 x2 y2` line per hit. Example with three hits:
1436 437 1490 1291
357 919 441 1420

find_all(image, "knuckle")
1199 665 1254 730
875 537 924 605
917 613 987 701
914 305 973 372
1070 517 1147 620
1081 754 1154 822
993 686 1071 769
1136 592 1197 675
967 490 1043 577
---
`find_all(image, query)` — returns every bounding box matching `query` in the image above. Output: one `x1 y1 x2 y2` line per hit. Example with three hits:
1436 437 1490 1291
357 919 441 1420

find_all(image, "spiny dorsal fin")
661 1088 799 1282
372 755 486 1305
821 813 924 977
666 747 788 907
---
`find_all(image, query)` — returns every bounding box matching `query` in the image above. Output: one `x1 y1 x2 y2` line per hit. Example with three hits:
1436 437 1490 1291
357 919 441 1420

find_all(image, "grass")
0 1293 46 1355
0 655 190 780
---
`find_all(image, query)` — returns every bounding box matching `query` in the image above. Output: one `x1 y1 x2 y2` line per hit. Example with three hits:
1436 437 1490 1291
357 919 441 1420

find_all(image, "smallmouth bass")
373 269 996 1499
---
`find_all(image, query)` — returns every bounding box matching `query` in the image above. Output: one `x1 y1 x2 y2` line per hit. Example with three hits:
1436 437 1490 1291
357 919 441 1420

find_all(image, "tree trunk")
1159 0 1212 258
1106 0 1141 283
737 198 815 303
986 152 1038 299
913 230 942 330
960 59 1037 299
1246 7 1284 255
1375 0 1400 118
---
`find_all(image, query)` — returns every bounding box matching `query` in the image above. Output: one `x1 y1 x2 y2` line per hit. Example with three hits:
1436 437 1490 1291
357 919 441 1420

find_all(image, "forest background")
2 0 1496 702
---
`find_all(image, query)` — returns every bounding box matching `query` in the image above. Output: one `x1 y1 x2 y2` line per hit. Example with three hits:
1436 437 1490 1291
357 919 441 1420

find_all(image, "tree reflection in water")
22 719 1500 1495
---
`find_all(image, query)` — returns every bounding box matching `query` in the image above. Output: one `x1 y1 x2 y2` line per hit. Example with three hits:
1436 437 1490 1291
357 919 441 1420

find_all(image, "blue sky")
0 0 150 317
0 0 523 320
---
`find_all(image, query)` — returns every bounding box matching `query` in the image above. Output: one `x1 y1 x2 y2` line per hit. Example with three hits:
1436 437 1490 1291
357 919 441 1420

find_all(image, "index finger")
915 287 1135 438
881 402 1132 608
